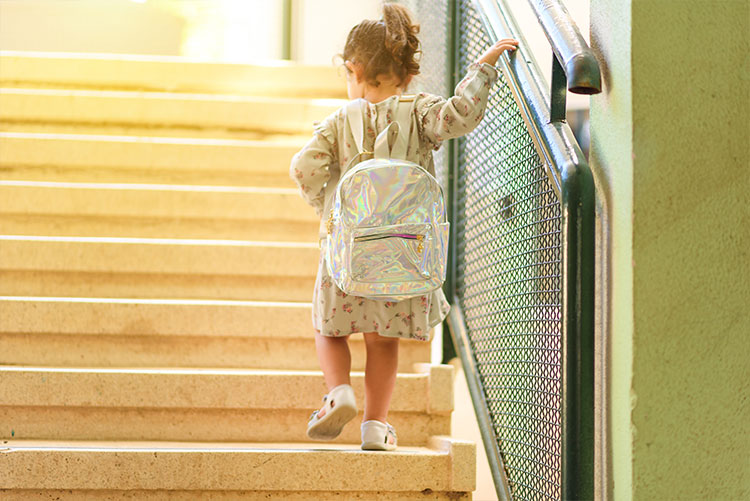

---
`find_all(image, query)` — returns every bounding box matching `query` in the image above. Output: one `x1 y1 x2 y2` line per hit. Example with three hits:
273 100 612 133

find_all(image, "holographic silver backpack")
324 97 449 301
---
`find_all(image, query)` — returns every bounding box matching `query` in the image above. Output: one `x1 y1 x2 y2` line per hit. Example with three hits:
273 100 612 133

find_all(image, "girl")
290 3 518 451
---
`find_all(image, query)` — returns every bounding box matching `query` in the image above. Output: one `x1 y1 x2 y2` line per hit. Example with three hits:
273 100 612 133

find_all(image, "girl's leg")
362 332 400 423
314 330 352 417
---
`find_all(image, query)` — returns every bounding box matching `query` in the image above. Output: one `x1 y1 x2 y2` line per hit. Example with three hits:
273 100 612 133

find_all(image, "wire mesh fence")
408 0 566 498
399 0 451 188
455 2 563 498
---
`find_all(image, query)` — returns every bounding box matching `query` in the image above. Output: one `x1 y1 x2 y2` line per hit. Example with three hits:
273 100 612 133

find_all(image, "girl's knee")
363 332 399 347
315 330 350 342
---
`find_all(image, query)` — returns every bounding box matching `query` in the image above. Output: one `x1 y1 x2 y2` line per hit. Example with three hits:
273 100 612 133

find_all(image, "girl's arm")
417 38 518 148
289 115 339 217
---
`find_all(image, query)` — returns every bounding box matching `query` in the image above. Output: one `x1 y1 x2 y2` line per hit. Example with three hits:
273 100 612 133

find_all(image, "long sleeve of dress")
290 62 498 216
289 113 340 216
416 62 499 149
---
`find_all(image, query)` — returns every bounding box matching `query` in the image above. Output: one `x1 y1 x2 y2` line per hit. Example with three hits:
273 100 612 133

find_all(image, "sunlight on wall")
0 0 283 62
0 0 592 75
167 0 282 62
0 0 184 56
292 0 381 66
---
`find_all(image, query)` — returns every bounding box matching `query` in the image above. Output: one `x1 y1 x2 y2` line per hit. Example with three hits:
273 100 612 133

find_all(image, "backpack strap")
346 99 365 154
392 96 415 159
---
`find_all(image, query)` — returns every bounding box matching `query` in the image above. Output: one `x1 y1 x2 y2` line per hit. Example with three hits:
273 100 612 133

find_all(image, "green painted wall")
589 0 634 498
630 0 749 498
591 0 749 499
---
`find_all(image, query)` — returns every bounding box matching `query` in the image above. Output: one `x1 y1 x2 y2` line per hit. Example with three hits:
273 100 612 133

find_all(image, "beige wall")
291 0 381 65
0 0 283 62
590 0 749 498
0 0 380 64
0 0 184 56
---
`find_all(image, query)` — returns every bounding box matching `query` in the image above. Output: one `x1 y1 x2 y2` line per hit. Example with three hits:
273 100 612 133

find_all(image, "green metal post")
281 0 292 60
561 162 595 500
442 0 459 364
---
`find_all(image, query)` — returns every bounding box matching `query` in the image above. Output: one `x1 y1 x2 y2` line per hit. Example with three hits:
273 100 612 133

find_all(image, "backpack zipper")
353 233 425 253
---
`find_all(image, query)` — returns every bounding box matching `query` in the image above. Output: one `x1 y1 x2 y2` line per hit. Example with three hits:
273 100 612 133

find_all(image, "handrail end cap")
566 53 602 95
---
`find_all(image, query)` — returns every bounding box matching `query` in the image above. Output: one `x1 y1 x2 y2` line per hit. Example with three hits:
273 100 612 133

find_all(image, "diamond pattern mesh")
454 2 564 499
403 0 565 497
399 0 451 187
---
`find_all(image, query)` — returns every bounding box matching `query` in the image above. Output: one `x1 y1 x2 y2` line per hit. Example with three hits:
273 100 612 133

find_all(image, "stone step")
0 132 304 187
0 364 454 445
0 181 319 241
0 236 318 301
0 437 474 498
0 88 344 135
0 297 430 372
0 123 312 143
1 214 317 242
0 51 347 99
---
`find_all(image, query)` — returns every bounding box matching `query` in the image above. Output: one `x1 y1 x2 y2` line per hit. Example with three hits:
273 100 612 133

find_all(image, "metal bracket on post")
550 53 567 122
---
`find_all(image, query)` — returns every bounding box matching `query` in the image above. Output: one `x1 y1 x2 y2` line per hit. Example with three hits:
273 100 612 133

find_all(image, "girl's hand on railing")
476 38 519 66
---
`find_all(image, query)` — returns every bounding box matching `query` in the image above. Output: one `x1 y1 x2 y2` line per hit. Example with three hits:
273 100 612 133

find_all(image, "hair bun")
341 3 421 88
382 3 421 77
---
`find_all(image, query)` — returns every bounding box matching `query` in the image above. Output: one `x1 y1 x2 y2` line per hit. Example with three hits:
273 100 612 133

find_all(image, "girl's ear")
345 60 365 83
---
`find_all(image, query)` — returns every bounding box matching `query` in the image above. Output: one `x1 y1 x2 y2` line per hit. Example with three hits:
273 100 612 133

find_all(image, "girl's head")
342 3 421 97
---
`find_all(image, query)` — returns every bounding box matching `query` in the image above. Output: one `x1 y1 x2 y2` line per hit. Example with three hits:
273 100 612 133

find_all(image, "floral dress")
290 62 499 341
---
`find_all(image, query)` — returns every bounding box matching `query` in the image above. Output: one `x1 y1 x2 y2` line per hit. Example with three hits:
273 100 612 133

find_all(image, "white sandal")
361 420 398 451
306 384 358 441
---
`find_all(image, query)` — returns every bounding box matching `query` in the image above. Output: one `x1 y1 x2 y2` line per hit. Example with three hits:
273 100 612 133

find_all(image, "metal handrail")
447 0 596 499
526 0 601 95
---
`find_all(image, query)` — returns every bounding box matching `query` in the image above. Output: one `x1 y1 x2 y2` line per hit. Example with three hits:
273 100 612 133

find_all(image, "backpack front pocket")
349 224 431 284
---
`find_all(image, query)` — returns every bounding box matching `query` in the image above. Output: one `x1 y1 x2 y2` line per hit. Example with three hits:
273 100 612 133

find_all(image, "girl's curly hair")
342 3 421 88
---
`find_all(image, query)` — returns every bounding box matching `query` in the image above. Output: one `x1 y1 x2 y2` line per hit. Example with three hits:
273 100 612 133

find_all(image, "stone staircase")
0 52 475 499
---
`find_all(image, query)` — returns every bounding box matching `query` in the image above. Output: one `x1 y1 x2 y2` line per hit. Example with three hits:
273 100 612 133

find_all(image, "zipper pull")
417 235 424 253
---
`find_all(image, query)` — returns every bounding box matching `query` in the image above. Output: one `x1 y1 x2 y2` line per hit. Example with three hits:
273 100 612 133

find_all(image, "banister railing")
525 0 601 96
408 0 599 499
402 0 597 497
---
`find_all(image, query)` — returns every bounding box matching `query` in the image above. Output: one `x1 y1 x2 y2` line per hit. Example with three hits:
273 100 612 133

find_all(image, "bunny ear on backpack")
373 98 414 160
374 122 402 160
